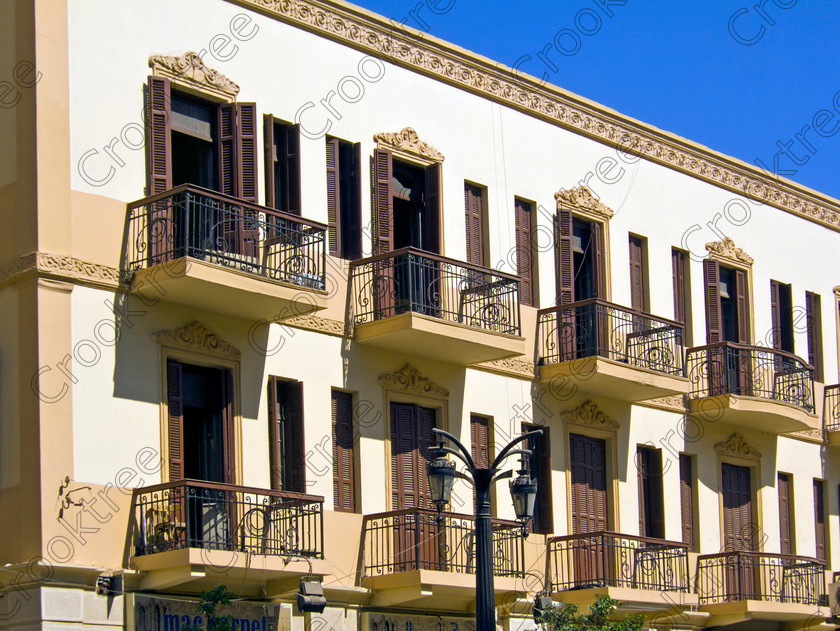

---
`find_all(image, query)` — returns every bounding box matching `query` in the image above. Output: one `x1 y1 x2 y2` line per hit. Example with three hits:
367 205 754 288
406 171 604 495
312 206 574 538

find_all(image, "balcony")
132 480 328 593
547 532 697 613
360 508 526 610
696 552 827 626
825 385 840 444
686 343 818 433
348 248 525 364
536 300 689 402
124 185 328 321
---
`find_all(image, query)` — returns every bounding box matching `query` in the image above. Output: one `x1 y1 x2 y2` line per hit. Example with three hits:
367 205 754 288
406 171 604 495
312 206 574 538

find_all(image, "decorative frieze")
705 237 754 266
0 252 121 289
149 51 240 98
283 314 347 337
563 400 618 430
379 363 449 397
153 321 241 358
473 357 536 379
373 127 444 162
555 186 614 220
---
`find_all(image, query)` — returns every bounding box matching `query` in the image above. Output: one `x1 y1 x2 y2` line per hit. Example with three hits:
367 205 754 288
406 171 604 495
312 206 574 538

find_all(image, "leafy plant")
183 585 236 631
535 595 645 631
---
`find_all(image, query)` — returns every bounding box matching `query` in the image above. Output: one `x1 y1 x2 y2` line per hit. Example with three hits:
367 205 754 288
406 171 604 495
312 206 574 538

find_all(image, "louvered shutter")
778 473 792 555
722 463 752 552
284 124 301 215
464 184 483 266
805 292 824 382
570 433 606 534
735 269 749 344
332 390 355 512
703 259 722 343
649 449 665 538
629 236 644 310
535 426 553 534
217 104 236 196
373 148 393 255
592 221 605 299
166 361 184 482
514 199 534 306
814 479 826 560
236 103 259 203
770 280 782 350
679 454 694 548
417 406 436 509
390 403 413 509
285 381 306 493
326 137 341 256
267 376 281 490
470 414 489 469
637 448 647 536
221 369 236 484
672 249 686 323
146 76 171 195
555 208 574 304
425 163 442 254
263 114 275 208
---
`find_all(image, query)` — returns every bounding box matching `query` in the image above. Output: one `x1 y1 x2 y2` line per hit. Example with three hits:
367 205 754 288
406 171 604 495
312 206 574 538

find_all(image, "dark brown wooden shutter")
555 208 574 305
417 406 436 509
679 454 694 548
284 124 301 215
326 137 341 256
166 360 184 482
722 463 752 552
814 479 826 561
332 390 355 512
237 103 259 203
672 249 686 324
569 433 606 534
514 199 534 306
373 148 393 255
263 114 275 208
267 376 281 490
637 447 664 539
218 104 236 196
636 447 646 537
629 236 644 311
592 221 605 299
805 291 824 382
735 269 749 344
778 473 792 555
703 259 722 343
464 183 484 266
146 76 171 195
425 162 442 254
770 280 782 350
470 414 489 469
285 381 305 493
390 403 435 510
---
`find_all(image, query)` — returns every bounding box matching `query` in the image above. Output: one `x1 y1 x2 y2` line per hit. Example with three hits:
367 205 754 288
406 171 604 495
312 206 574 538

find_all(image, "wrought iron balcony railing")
547 531 690 593
133 479 324 558
696 552 825 605
537 299 685 375
686 343 815 413
125 185 327 290
348 248 521 336
362 508 525 579
825 384 840 432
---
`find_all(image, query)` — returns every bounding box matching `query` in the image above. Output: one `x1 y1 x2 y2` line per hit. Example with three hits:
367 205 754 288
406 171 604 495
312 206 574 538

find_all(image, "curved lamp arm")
492 429 543 470
432 428 476 471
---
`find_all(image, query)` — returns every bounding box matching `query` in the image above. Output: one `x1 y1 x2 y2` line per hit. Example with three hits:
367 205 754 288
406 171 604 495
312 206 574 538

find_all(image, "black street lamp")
426 427 542 631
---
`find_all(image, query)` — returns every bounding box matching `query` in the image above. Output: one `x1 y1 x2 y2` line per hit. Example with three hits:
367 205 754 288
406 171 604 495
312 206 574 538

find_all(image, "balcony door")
569 433 608 587
704 259 750 395
390 402 439 571
722 463 755 600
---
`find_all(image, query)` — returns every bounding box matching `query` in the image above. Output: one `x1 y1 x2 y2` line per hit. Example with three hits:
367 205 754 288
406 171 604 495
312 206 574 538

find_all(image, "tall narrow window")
464 183 486 267
770 280 794 353
555 210 605 304
514 198 538 306
628 235 648 311
805 291 824 382
267 377 306 492
778 472 794 555
636 446 664 539
264 115 301 215
679 454 696 549
814 479 826 561
470 414 490 469
332 390 356 512
704 259 749 343
672 248 692 345
569 433 606 534
523 424 553 535
326 136 362 259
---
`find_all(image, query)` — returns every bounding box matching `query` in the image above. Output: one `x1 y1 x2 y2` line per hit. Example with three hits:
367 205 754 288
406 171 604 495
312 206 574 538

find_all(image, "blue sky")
355 0 840 201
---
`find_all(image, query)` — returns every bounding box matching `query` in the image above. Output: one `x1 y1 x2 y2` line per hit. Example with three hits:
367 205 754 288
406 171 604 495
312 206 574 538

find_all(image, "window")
704 259 749 343
470 414 490 469
464 182 487 267
636 446 664 539
814 479 826 561
672 248 692 345
679 454 697 549
770 280 794 353
267 377 305 492
373 148 441 255
514 198 538 306
628 234 648 311
555 208 605 304
805 291 824 382
778 472 794 555
569 432 606 534
264 115 301 215
325 137 362 259
331 390 356 512
523 423 553 535
722 462 754 552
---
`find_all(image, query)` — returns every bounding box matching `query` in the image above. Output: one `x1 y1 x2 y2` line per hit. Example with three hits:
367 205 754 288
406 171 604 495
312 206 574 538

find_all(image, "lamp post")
426 427 542 631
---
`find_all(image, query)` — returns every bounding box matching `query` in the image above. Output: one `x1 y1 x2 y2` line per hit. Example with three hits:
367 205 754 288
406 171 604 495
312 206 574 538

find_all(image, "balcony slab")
699 600 829 628
353 311 525 365
129 257 326 321
550 585 699 615
688 394 819 434
538 356 690 402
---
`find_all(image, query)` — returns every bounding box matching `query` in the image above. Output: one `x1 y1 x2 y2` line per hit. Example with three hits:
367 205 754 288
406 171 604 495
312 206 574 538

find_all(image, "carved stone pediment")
705 237 754 266
714 433 761 459
150 51 240 98
373 127 444 162
153 321 240 358
379 364 448 397
555 186 614 220
563 400 618 430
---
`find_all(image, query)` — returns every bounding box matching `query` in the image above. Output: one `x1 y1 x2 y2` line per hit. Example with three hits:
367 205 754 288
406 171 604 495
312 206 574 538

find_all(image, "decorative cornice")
705 237 754 266
636 395 687 413
714 433 761 459
283 314 347 337
473 357 536 379
563 400 618 430
149 51 240 98
231 0 840 232
379 363 449 397
0 252 121 289
555 186 614 220
373 127 444 162
153 321 241 358
783 428 826 445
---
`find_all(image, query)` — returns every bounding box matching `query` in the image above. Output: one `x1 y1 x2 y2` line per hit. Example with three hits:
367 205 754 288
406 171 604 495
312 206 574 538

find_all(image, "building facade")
2 1 840 630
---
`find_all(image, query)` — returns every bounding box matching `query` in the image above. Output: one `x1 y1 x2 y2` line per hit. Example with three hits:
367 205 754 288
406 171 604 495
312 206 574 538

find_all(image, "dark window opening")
268 377 305 493
181 364 227 483
770 280 794 353
171 93 217 190
805 291 824 382
392 160 429 251
573 219 598 301
637 446 665 539
337 140 361 258
720 267 739 343
523 423 553 535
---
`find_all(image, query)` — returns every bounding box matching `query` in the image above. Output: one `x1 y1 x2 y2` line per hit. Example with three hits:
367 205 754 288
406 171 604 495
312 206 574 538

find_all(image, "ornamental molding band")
149 51 240 98
784 428 826 444
474 357 536 379
714 433 761 459
232 0 840 231
705 237 754 266
555 186 615 220
379 364 449 397
373 127 445 162
283 314 347 337
637 395 687 413
563 400 619 430
153 321 241 358
0 252 121 289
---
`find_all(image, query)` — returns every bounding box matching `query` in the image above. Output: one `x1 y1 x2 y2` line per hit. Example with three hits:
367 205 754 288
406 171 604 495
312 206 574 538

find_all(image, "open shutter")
770 280 782 350
679 454 694 548
805 291 824 382
285 381 305 493
555 208 574 304
417 406 436 509
514 199 534 306
629 236 644 310
735 269 749 344
263 114 275 208
217 104 236 196
814 479 826 561
637 448 647 536
221 370 236 484
778 473 792 555
332 390 355 512
236 103 259 203
464 184 483 266
592 221 605 299
166 361 184 482
373 148 393 255
672 249 686 323
703 259 722 343
391 403 418 509
284 124 301 215
326 137 341 256
470 414 489 469
267 376 281 490
425 162 442 254
591 436 607 532
147 76 171 195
